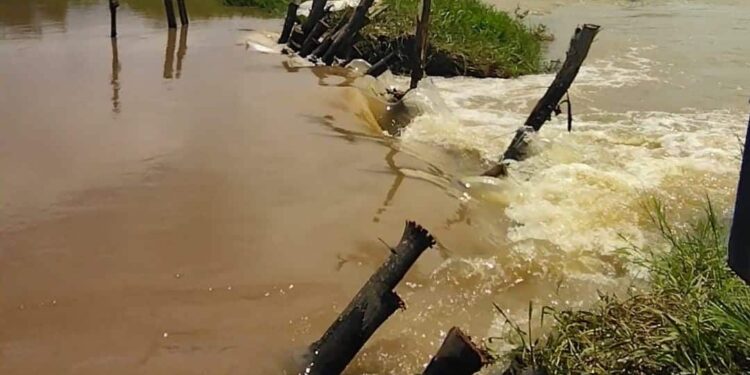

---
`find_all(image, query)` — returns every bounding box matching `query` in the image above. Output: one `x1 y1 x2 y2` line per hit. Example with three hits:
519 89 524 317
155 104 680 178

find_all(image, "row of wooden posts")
277 1 602 372
108 0 189 38
279 0 432 91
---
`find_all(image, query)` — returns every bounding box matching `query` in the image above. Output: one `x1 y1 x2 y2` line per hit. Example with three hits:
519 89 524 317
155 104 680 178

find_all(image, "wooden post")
729 113 750 284
108 0 119 38
366 51 396 77
164 0 177 29
410 0 431 89
308 8 350 58
278 2 299 44
320 0 375 65
302 0 327 35
303 221 436 375
176 0 189 26
299 20 329 57
423 327 489 375
482 24 600 177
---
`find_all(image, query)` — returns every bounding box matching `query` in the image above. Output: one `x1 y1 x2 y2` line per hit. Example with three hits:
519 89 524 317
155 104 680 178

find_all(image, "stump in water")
278 2 299 44
482 24 600 177
303 221 436 375
409 0 432 89
423 327 489 375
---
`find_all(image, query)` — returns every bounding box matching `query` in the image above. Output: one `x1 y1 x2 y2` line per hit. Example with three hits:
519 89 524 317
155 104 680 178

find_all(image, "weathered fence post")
423 327 489 375
482 24 600 177
410 0 431 89
278 1 299 44
164 0 177 29
176 0 189 26
729 113 750 284
303 221 436 375
108 0 119 38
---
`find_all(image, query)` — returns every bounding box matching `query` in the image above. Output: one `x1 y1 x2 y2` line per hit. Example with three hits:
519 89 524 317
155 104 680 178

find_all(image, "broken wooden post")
319 0 375 65
278 2 299 44
302 0 328 36
482 24 600 177
410 0 432 89
303 221 436 375
176 0 189 26
366 51 397 77
423 327 490 375
164 0 177 29
109 0 119 38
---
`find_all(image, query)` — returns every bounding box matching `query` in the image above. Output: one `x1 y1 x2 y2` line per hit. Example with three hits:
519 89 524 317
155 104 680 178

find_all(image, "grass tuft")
501 200 750 375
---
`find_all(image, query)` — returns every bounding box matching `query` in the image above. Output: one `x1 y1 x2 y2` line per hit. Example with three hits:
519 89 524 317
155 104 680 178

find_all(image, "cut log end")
402 221 437 251
423 327 490 375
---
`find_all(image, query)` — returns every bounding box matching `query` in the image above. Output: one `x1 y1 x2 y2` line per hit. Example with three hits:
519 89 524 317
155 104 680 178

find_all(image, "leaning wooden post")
299 19 329 57
278 2 299 44
423 327 490 375
176 0 189 26
108 0 119 38
409 0 431 89
163 0 177 29
366 51 397 77
303 221 436 375
302 0 327 35
319 0 375 65
482 24 600 177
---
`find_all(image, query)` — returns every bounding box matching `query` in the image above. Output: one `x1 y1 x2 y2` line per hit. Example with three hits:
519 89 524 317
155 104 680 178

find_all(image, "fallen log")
278 1 299 44
423 327 490 375
482 24 600 177
409 0 432 89
303 221 436 375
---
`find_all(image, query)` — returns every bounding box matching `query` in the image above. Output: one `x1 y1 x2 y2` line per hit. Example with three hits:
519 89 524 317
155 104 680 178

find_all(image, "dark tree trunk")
409 0 432 89
278 2 299 44
422 327 489 375
483 24 600 177
303 221 436 375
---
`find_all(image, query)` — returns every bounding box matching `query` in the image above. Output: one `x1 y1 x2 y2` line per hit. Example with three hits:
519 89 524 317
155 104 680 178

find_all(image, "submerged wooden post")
108 0 119 38
303 221 436 375
278 2 299 44
164 0 177 29
423 327 489 375
176 0 189 26
409 0 431 89
482 24 600 177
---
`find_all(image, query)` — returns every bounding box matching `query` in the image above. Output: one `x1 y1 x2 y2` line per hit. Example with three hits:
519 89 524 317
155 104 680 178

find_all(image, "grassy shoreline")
501 200 750 374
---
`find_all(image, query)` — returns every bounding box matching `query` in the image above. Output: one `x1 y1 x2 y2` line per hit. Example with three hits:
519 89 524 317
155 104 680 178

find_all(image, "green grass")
359 0 544 78
501 200 750 374
221 0 288 16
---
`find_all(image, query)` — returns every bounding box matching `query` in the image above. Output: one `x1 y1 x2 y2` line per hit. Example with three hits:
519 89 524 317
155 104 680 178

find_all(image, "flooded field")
1 0 749 374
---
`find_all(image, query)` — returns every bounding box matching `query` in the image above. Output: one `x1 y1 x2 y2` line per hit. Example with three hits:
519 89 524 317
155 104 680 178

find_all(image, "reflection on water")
162 27 188 79
110 37 121 112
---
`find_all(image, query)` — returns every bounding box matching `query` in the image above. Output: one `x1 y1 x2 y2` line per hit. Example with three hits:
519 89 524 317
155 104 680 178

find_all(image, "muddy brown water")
1 0 749 374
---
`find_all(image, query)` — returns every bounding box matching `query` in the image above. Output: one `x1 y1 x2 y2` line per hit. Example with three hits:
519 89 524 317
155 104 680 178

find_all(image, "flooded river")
1 0 748 374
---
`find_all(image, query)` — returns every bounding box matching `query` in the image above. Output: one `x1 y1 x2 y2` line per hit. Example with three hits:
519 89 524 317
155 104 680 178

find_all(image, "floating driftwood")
410 0 432 89
482 24 600 177
303 221 436 375
423 327 490 375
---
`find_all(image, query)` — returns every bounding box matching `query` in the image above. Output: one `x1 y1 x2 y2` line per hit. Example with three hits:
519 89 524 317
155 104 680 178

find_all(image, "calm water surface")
1 0 748 374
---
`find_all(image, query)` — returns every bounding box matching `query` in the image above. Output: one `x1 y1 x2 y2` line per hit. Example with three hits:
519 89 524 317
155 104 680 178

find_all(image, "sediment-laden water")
1 0 748 374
